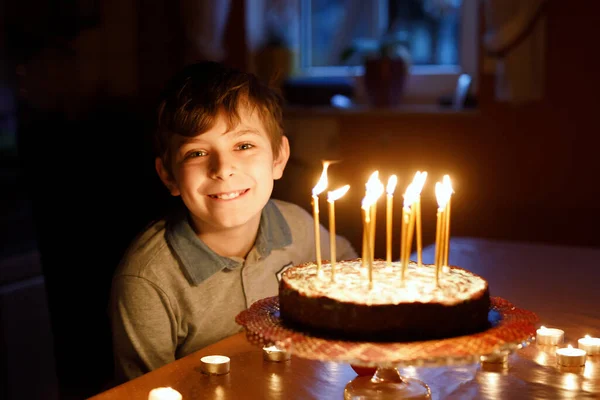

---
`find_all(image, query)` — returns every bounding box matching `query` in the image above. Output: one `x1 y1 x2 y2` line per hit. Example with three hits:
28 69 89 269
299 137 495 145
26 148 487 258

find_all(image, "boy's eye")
237 143 254 151
186 150 207 158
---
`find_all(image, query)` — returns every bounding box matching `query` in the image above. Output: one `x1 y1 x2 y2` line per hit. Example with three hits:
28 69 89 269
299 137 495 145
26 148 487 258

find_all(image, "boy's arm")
110 275 177 383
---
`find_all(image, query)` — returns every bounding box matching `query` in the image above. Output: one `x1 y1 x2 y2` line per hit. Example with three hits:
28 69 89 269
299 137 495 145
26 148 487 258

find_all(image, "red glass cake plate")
236 296 539 399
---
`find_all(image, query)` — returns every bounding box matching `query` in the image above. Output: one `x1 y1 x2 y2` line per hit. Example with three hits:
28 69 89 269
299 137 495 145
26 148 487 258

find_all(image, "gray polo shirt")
110 199 357 382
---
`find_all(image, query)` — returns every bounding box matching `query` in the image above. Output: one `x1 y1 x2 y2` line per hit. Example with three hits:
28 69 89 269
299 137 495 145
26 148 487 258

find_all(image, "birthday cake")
278 259 490 342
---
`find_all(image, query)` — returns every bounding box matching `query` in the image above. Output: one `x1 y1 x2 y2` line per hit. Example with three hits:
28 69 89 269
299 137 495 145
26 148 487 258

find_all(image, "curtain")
482 0 548 103
180 0 231 63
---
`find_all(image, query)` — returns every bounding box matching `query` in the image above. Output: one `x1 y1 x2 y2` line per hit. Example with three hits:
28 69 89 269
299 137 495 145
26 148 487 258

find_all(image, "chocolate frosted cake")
279 259 490 342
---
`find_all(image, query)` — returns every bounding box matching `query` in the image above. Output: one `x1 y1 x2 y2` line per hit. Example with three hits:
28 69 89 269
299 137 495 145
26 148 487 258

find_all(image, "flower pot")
363 57 408 107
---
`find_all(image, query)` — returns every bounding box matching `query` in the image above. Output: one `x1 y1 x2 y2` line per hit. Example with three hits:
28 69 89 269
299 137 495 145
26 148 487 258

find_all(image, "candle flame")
413 171 428 194
365 171 380 192
386 175 398 195
312 161 331 196
403 183 419 208
586 335 591 339
263 345 280 351
435 181 452 210
362 184 380 211
328 185 350 202
568 344 573 349
540 326 547 331
443 174 454 193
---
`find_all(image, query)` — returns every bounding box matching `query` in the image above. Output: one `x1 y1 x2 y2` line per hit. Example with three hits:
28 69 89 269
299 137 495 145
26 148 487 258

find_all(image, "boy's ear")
272 136 290 180
155 157 181 196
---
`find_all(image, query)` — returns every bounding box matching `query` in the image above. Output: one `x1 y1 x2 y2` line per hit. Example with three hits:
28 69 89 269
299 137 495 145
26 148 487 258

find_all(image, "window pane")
389 0 461 65
310 0 378 67
306 0 461 68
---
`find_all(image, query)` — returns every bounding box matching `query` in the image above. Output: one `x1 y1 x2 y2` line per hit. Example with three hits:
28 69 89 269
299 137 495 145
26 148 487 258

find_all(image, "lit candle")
412 171 428 267
442 175 454 267
556 345 587 366
312 161 331 276
362 191 378 287
200 355 231 375
362 172 381 268
578 335 600 355
400 183 418 282
327 185 350 281
148 387 182 400
536 326 564 346
368 173 383 266
385 175 397 266
263 345 292 362
434 181 452 285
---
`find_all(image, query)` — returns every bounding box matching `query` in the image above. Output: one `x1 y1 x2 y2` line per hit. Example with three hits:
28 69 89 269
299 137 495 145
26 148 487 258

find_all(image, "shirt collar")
166 200 292 285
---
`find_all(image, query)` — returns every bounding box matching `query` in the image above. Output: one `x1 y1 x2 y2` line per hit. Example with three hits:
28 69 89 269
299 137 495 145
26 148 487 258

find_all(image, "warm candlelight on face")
536 326 564 346
263 345 292 362
312 161 331 275
578 335 600 355
556 345 587 366
200 355 231 375
148 387 182 400
385 175 397 266
327 185 350 281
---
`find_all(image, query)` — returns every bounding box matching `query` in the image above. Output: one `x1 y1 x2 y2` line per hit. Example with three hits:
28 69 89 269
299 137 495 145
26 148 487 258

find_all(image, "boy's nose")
209 153 235 180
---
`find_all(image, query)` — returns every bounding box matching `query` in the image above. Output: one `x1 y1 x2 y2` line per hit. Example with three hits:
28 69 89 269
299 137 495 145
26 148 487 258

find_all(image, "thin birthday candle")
312 161 331 276
369 177 384 264
413 171 428 267
327 185 350 281
435 180 452 285
363 171 380 267
400 183 418 282
362 192 377 288
442 175 454 267
386 175 398 266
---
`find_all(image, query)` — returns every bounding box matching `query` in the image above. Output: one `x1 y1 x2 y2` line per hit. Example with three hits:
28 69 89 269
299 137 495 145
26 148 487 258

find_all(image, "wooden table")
89 238 600 399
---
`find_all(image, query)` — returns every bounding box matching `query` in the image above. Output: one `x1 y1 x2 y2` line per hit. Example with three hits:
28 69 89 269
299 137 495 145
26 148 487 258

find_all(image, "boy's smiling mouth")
208 189 249 200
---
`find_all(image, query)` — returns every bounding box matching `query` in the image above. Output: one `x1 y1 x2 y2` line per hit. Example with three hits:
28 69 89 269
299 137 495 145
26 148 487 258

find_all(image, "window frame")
294 0 479 104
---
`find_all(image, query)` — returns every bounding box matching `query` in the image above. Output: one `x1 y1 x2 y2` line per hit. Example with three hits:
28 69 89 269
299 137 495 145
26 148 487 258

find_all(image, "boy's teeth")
213 190 244 199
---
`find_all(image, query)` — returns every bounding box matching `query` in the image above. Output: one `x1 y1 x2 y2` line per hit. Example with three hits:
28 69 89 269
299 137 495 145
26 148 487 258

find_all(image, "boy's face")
156 106 289 235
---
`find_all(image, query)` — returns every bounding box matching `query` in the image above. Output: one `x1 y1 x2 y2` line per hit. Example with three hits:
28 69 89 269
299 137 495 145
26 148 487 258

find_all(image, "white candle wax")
556 345 587 366
148 387 182 400
578 335 600 355
536 326 564 346
263 345 291 362
200 355 230 375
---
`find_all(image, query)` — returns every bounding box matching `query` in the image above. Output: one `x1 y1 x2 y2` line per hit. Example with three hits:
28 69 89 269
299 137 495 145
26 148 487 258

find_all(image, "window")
258 0 478 104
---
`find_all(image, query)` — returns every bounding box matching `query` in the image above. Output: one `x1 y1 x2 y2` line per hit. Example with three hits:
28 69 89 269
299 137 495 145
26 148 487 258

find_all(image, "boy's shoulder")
271 199 313 223
114 219 174 278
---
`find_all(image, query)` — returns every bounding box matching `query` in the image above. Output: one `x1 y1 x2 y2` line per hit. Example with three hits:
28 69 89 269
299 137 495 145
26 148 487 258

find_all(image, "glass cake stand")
235 296 538 400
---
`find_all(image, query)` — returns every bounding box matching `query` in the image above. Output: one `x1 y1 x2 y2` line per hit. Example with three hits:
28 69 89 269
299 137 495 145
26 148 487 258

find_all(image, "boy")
110 61 357 382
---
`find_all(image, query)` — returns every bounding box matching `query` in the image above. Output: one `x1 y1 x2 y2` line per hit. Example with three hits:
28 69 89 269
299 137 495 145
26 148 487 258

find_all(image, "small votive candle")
148 387 182 400
578 335 600 355
200 355 230 375
556 345 587 366
536 326 564 346
263 345 291 362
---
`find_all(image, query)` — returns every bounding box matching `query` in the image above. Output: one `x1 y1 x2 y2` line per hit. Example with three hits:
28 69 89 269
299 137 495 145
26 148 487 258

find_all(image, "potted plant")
340 32 411 107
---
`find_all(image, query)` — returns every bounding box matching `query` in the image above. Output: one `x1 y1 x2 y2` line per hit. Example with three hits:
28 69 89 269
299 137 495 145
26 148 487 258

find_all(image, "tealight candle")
263 345 291 362
148 387 182 400
556 345 587 366
578 335 600 355
200 355 230 375
536 326 564 346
